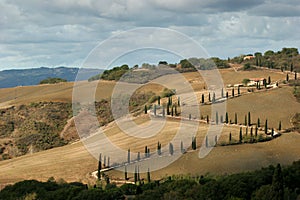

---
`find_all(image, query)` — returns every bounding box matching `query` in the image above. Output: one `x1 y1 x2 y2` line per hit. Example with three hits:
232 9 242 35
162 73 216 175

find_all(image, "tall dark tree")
125 166 128 180
286 73 289 82
232 88 235 97
248 111 251 126
239 127 243 143
180 141 184 154
265 119 268 134
162 106 165 117
205 136 208 147
134 166 137 184
246 127 248 136
278 121 282 131
137 152 140 161
144 146 148 158
216 111 219 125
226 91 229 98
235 113 238 124
169 142 174 155
171 106 174 116
201 94 205 103
97 153 102 180
255 126 258 137
177 96 180 107
295 72 297 80
157 96 161 105
229 132 232 143
153 104 157 116
214 135 218 146
144 105 147 114
238 86 240 95
127 149 131 163
225 112 229 124
192 137 196 150
208 93 211 102
271 128 274 137
147 168 151 183
257 118 260 127
250 127 253 137
212 92 216 103
244 115 247 126
167 103 170 115
157 141 161 155
206 115 209 124
268 76 271 84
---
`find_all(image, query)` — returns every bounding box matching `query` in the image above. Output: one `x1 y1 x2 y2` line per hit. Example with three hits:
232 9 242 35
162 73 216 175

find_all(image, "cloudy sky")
0 0 300 70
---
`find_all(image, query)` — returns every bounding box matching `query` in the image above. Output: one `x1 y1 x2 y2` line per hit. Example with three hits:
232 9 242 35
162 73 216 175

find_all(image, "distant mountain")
0 67 102 88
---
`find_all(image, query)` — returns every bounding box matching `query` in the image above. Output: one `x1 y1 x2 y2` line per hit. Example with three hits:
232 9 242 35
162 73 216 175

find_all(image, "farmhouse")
247 78 265 86
243 55 255 60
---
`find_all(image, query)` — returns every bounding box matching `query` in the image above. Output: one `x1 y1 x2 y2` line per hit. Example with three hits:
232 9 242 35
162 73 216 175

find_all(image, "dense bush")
39 77 67 84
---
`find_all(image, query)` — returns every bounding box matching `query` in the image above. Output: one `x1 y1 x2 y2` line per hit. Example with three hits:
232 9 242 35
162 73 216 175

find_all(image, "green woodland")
1 161 299 200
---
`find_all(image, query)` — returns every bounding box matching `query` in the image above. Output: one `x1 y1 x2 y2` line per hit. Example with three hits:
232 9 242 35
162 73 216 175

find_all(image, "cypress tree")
221 88 224 98
220 115 223 124
244 115 247 126
162 106 165 117
174 105 178 116
248 112 251 126
271 128 274 137
147 148 150 158
169 143 174 155
97 153 102 180
232 88 234 97
147 168 151 183
127 149 130 163
158 96 161 105
177 97 180 107
206 115 209 124
181 141 184 153
265 119 268 134
257 118 260 127
134 166 137 184
286 73 289 81
291 63 294 72
104 155 106 166
137 166 140 182
238 86 240 95
107 157 110 168
154 104 156 116
295 72 297 80
263 79 267 88
278 121 281 131
215 135 218 146
157 141 161 155
250 127 253 137
239 127 243 143
268 76 271 84
189 114 191 120
226 91 229 98
255 126 258 137
125 166 128 180
144 146 148 158
171 106 174 116
201 94 204 103
208 93 211 102
167 103 170 115
229 132 232 143
246 127 248 136
225 112 229 124
144 105 147 114
216 111 219 124
137 152 140 161
235 113 238 124
212 92 216 103
205 136 208 147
